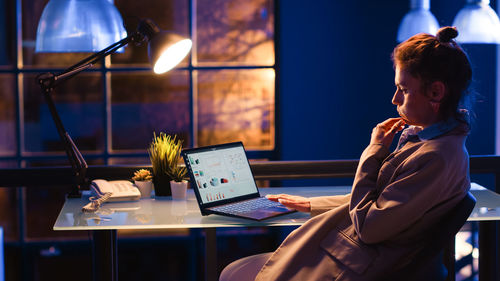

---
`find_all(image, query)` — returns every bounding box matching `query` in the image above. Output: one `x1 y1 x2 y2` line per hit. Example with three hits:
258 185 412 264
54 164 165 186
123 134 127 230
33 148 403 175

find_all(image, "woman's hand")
266 194 311 213
371 118 406 149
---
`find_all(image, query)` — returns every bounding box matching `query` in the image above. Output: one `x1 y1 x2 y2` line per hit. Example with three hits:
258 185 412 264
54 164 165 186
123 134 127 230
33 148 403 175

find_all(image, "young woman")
220 26 474 281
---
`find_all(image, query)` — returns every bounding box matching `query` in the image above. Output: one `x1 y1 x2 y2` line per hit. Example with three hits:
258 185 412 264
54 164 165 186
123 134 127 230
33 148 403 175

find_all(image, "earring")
430 101 440 113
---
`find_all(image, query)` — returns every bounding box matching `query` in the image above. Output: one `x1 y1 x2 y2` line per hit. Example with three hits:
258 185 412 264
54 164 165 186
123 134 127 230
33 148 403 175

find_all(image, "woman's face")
392 66 434 128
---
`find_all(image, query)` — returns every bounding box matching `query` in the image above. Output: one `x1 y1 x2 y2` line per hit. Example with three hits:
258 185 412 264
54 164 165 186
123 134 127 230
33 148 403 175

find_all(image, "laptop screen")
182 142 259 205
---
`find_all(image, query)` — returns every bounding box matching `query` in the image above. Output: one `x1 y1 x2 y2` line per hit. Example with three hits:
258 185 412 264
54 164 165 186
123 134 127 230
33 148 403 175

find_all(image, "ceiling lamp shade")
452 0 500 43
397 0 440 42
35 0 127 52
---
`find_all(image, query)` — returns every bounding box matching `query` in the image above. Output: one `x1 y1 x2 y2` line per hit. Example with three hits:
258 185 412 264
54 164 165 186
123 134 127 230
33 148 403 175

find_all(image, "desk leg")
205 228 217 281
478 221 498 281
92 230 118 281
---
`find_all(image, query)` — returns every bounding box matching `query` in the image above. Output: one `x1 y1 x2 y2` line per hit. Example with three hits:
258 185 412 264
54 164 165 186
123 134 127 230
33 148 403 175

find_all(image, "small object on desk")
134 180 153 198
132 169 154 198
90 179 141 202
171 180 188 200
82 192 112 213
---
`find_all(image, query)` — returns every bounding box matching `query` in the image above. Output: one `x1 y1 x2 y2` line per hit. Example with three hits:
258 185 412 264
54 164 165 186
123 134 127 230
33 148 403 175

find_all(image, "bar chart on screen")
187 146 256 203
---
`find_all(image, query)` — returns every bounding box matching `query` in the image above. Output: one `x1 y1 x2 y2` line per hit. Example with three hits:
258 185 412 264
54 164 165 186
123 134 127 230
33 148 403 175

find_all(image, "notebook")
181 142 296 221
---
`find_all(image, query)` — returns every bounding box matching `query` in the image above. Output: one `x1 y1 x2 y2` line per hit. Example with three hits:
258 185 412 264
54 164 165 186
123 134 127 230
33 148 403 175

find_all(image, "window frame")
0 0 279 168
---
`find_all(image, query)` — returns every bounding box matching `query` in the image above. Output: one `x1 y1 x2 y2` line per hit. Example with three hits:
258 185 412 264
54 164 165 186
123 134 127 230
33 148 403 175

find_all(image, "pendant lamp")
397 0 440 42
452 0 500 43
35 0 127 52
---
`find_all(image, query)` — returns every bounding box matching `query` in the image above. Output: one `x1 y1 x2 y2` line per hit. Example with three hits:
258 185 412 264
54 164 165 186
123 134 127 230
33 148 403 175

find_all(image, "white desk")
468 183 500 220
54 187 348 231
54 184 500 281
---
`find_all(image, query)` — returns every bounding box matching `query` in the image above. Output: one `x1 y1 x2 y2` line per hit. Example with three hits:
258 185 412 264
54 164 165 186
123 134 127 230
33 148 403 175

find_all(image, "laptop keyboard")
211 197 284 214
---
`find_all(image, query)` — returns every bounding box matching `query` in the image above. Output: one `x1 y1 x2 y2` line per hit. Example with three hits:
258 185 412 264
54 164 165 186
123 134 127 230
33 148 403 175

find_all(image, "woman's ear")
429 81 446 102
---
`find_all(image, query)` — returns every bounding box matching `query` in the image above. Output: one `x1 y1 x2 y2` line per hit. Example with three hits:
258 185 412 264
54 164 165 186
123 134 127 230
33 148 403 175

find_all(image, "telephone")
90 179 141 202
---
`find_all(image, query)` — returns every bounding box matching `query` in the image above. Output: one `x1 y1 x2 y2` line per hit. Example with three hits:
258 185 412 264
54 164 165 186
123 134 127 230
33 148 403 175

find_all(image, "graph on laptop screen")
186 145 257 204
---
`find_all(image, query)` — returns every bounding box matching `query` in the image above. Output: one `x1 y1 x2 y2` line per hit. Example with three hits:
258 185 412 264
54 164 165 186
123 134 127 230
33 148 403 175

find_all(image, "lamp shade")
135 19 192 74
397 0 439 42
35 0 127 52
149 33 192 74
452 0 500 43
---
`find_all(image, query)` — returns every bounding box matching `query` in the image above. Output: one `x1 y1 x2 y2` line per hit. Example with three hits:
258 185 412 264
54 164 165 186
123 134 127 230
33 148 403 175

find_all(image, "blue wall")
278 0 497 166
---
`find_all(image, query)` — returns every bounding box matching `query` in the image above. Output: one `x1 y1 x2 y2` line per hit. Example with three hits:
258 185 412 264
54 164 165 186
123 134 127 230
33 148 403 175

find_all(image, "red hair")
392 26 473 122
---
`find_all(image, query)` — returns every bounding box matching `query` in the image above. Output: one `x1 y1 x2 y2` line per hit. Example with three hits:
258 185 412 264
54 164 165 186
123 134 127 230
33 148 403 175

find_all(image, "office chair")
386 192 476 281
219 252 272 281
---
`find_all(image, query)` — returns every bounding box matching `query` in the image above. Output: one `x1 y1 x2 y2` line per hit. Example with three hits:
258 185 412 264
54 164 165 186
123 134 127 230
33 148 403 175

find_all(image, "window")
0 0 276 242
0 0 275 168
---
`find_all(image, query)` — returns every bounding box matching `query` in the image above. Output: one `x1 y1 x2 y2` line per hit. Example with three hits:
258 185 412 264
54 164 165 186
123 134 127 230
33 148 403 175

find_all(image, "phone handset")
90 179 113 197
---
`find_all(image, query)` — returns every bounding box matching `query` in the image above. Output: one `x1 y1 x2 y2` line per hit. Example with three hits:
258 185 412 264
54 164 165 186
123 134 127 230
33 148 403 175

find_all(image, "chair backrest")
386 192 476 281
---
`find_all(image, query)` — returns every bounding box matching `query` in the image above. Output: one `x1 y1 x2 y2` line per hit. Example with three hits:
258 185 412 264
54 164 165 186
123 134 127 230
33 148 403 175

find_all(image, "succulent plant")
132 169 153 181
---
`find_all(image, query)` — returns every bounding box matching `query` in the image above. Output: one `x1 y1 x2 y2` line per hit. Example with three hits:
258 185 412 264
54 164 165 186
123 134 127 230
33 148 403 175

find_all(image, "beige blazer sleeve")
309 194 351 217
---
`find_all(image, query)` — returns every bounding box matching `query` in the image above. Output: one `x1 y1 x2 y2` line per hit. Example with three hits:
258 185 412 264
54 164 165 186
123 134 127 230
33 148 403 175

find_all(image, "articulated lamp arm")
35 24 146 197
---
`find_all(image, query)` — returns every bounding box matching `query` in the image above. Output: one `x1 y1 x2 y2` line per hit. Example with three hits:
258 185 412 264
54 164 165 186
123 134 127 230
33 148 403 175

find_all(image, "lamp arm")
39 85 88 197
35 19 158 197
61 17 159 74
64 34 135 73
35 31 143 197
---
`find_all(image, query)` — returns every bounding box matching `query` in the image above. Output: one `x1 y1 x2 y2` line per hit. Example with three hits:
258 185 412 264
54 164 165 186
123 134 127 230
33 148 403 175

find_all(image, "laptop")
182 142 296 221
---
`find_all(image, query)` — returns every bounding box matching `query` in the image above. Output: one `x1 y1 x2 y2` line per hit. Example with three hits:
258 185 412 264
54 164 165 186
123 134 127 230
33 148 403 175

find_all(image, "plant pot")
134 180 153 198
153 175 172 196
170 180 188 200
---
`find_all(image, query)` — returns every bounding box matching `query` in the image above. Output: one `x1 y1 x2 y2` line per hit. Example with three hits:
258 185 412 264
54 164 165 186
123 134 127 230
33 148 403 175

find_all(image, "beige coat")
255 128 469 281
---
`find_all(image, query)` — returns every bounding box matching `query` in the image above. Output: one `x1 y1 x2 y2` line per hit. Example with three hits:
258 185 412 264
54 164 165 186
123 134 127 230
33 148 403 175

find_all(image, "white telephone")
90 179 141 202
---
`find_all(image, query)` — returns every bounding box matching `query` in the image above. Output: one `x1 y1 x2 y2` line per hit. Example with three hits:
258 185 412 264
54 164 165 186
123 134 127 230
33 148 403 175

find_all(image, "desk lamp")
35 18 192 197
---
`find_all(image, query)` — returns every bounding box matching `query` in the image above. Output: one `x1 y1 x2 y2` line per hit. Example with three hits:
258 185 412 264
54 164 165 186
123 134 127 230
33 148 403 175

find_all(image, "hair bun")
436 26 458 43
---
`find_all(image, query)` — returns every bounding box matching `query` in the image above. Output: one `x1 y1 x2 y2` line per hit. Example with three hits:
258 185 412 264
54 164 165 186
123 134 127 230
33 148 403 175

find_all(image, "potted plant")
166 147 188 200
131 169 153 198
148 132 184 196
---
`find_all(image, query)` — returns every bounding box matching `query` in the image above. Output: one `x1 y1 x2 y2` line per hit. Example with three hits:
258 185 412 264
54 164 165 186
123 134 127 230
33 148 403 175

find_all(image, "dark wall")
278 0 497 168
